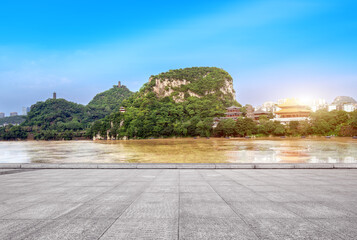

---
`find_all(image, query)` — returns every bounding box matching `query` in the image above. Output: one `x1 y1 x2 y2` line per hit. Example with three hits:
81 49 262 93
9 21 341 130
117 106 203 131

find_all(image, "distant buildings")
328 96 357 112
10 112 18 116
22 107 30 116
0 112 4 118
328 105 337 112
343 104 356 112
119 107 126 113
260 101 279 113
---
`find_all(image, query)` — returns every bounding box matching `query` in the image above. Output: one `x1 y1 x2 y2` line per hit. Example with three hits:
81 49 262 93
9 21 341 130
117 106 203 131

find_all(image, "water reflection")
0 138 356 163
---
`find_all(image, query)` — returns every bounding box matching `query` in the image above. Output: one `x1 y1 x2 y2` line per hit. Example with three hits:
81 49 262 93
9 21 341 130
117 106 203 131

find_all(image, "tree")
214 119 236 137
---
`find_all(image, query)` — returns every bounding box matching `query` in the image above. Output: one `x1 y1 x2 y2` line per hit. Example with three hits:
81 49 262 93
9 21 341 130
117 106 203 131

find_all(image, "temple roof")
254 109 269 115
278 98 305 108
275 108 311 114
226 106 240 110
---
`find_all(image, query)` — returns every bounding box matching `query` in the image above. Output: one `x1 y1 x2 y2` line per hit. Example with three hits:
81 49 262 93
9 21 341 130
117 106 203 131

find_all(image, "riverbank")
1 135 357 142
2 163 357 169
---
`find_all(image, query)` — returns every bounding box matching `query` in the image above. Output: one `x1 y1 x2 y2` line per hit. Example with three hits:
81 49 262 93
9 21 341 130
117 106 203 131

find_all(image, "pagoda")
274 98 311 122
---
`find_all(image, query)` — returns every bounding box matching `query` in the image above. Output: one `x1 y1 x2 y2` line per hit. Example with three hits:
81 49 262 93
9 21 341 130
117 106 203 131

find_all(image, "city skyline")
1 0 357 114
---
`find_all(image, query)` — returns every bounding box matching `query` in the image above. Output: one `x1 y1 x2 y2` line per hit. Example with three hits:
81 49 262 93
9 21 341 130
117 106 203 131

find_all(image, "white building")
328 105 337 111
343 104 356 112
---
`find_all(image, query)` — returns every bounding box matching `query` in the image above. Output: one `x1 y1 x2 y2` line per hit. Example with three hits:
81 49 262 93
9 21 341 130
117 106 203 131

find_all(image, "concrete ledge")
137 163 177 169
97 164 137 169
177 164 216 169
1 163 357 169
333 163 357 169
255 163 295 169
294 163 334 169
0 163 21 169
215 163 255 169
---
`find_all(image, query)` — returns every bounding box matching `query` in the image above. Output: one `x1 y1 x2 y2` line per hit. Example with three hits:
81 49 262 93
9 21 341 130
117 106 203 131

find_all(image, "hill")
144 67 236 104
89 67 239 139
86 85 133 120
24 98 88 129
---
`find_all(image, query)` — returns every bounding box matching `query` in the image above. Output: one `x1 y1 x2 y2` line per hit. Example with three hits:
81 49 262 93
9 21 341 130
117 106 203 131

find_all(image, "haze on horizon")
0 0 356 115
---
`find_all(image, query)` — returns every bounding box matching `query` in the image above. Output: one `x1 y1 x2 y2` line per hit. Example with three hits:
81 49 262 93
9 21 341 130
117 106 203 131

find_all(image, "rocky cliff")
146 67 236 104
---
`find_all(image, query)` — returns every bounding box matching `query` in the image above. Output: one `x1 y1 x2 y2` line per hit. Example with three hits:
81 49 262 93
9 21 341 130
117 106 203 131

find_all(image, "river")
1 138 356 163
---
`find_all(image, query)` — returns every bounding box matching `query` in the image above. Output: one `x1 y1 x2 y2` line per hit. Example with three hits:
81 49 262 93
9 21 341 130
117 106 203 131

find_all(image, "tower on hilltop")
53 92 57 99
118 81 121 88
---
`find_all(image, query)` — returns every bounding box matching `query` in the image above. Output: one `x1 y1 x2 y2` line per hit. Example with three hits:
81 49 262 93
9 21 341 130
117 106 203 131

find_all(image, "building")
329 96 357 112
119 107 126 113
118 81 122 88
274 98 311 124
309 99 327 112
252 109 270 121
328 105 337 112
261 101 278 113
343 104 356 112
53 92 57 99
0 112 5 118
212 106 243 127
245 105 254 119
224 106 243 119
10 112 18 116
22 107 30 116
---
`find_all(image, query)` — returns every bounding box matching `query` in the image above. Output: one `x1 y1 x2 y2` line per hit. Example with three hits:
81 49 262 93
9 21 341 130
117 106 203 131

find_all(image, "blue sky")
0 0 356 115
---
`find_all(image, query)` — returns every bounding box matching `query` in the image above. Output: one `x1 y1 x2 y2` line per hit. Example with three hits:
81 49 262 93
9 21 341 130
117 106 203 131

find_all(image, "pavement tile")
58 203 129 219
0 220 48 240
218 191 269 202
100 218 178 240
3 203 82 220
120 201 178 219
230 201 299 219
258 191 312 202
22 219 114 240
247 217 344 240
282 202 357 218
179 185 214 193
180 193 223 202
180 201 237 218
309 218 357 240
86 192 139 204
179 217 258 240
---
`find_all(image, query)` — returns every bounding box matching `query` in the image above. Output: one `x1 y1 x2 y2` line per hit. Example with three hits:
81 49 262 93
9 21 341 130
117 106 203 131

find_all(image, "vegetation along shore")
1 67 356 140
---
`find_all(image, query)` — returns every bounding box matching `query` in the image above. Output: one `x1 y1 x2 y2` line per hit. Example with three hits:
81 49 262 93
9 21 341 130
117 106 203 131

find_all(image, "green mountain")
23 99 88 129
89 67 239 139
86 85 133 121
144 66 236 105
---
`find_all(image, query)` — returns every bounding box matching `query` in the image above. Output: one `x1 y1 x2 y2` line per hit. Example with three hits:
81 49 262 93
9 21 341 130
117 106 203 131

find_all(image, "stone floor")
0 169 357 240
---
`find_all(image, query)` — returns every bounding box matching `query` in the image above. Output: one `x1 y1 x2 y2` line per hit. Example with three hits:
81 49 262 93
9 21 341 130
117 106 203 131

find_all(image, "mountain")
145 67 236 104
23 98 88 130
86 85 133 120
89 67 239 139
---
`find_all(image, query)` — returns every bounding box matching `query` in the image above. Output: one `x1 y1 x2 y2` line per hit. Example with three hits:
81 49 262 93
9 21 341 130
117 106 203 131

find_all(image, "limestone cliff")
146 67 236 104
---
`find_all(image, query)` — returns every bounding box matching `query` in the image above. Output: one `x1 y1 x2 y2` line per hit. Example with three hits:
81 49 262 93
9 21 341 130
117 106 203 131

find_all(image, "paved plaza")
0 168 357 239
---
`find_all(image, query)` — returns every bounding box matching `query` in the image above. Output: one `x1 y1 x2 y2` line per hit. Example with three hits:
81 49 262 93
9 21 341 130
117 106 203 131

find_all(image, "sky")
0 0 356 115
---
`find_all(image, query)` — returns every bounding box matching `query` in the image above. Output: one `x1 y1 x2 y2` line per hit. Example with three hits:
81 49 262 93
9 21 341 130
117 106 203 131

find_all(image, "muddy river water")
1 138 356 164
